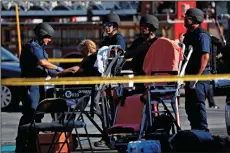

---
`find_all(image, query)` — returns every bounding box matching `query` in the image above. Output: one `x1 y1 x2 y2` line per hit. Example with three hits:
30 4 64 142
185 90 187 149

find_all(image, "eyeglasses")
103 23 113 27
43 35 52 39
184 16 193 20
140 23 150 28
140 24 145 27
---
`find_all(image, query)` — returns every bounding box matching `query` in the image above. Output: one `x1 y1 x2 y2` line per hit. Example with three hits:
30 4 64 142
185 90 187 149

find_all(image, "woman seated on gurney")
57 39 100 117
57 39 100 77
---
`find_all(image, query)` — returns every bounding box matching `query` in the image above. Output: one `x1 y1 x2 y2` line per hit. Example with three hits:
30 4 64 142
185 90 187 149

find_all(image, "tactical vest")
197 27 219 74
20 41 48 78
184 26 212 74
100 33 126 49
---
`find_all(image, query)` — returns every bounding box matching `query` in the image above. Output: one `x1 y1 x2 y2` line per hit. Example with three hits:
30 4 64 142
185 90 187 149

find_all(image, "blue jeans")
185 81 210 131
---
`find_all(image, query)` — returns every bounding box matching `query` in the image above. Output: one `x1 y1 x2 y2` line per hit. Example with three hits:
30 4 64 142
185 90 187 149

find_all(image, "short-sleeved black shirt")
79 53 100 77
125 37 158 75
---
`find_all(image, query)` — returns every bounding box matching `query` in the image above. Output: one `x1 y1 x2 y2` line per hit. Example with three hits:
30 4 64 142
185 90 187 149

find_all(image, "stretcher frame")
140 44 193 139
107 42 194 151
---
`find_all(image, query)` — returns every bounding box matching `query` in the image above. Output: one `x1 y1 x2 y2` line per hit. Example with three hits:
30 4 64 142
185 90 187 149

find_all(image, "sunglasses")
103 23 113 27
43 35 52 39
184 16 193 20
140 23 151 28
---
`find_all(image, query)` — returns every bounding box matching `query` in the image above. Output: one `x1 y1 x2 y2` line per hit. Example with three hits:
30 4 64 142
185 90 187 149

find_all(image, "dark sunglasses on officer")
140 23 151 28
103 22 113 27
184 15 193 20
43 35 52 39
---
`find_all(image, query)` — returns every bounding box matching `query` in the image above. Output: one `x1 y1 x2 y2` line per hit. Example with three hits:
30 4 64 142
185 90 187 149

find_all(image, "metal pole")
15 4 22 57
215 19 227 46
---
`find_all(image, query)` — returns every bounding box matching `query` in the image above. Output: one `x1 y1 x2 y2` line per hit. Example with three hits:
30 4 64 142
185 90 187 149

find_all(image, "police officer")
183 8 211 131
124 14 159 95
94 12 126 147
100 12 126 49
15 23 63 152
125 14 159 76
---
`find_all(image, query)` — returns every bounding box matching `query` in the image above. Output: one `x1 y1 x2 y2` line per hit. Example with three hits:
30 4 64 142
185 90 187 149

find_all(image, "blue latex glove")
56 66 64 72
48 69 57 77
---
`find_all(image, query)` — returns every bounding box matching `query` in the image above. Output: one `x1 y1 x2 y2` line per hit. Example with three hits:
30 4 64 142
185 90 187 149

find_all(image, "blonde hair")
78 39 97 55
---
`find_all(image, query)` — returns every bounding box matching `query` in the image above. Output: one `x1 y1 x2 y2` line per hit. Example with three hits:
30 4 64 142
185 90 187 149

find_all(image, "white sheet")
94 46 110 74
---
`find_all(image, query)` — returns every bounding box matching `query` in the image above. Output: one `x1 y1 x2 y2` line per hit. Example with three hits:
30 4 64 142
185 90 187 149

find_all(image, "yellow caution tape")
1 74 230 86
48 58 83 63
126 58 132 62
48 58 132 63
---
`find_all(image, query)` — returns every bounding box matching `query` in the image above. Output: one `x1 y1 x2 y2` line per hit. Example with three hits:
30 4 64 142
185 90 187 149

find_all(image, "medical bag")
127 140 161 153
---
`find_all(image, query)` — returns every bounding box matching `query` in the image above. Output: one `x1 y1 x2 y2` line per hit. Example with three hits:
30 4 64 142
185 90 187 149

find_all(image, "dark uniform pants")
15 85 45 152
207 83 216 107
185 81 210 131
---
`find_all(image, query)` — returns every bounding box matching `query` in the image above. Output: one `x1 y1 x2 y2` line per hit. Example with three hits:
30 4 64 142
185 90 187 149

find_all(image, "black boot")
94 138 107 147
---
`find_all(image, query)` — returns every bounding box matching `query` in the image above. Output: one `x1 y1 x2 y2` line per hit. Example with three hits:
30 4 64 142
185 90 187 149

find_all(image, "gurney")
107 37 193 152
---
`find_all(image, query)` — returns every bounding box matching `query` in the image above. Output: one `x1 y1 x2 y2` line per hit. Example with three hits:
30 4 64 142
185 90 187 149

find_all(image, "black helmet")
104 12 120 26
185 8 204 24
33 23 55 39
140 14 159 29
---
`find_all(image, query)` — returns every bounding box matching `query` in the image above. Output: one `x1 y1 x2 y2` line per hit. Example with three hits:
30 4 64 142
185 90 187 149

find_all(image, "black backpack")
196 27 224 74
221 44 230 73
210 36 224 74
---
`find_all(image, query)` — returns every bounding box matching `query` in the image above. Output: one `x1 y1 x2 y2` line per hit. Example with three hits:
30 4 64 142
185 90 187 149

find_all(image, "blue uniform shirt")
20 39 49 78
100 33 126 49
183 27 211 74
115 34 126 49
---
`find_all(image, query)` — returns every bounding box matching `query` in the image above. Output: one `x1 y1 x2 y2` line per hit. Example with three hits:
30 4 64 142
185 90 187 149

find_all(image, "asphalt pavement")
1 96 228 153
